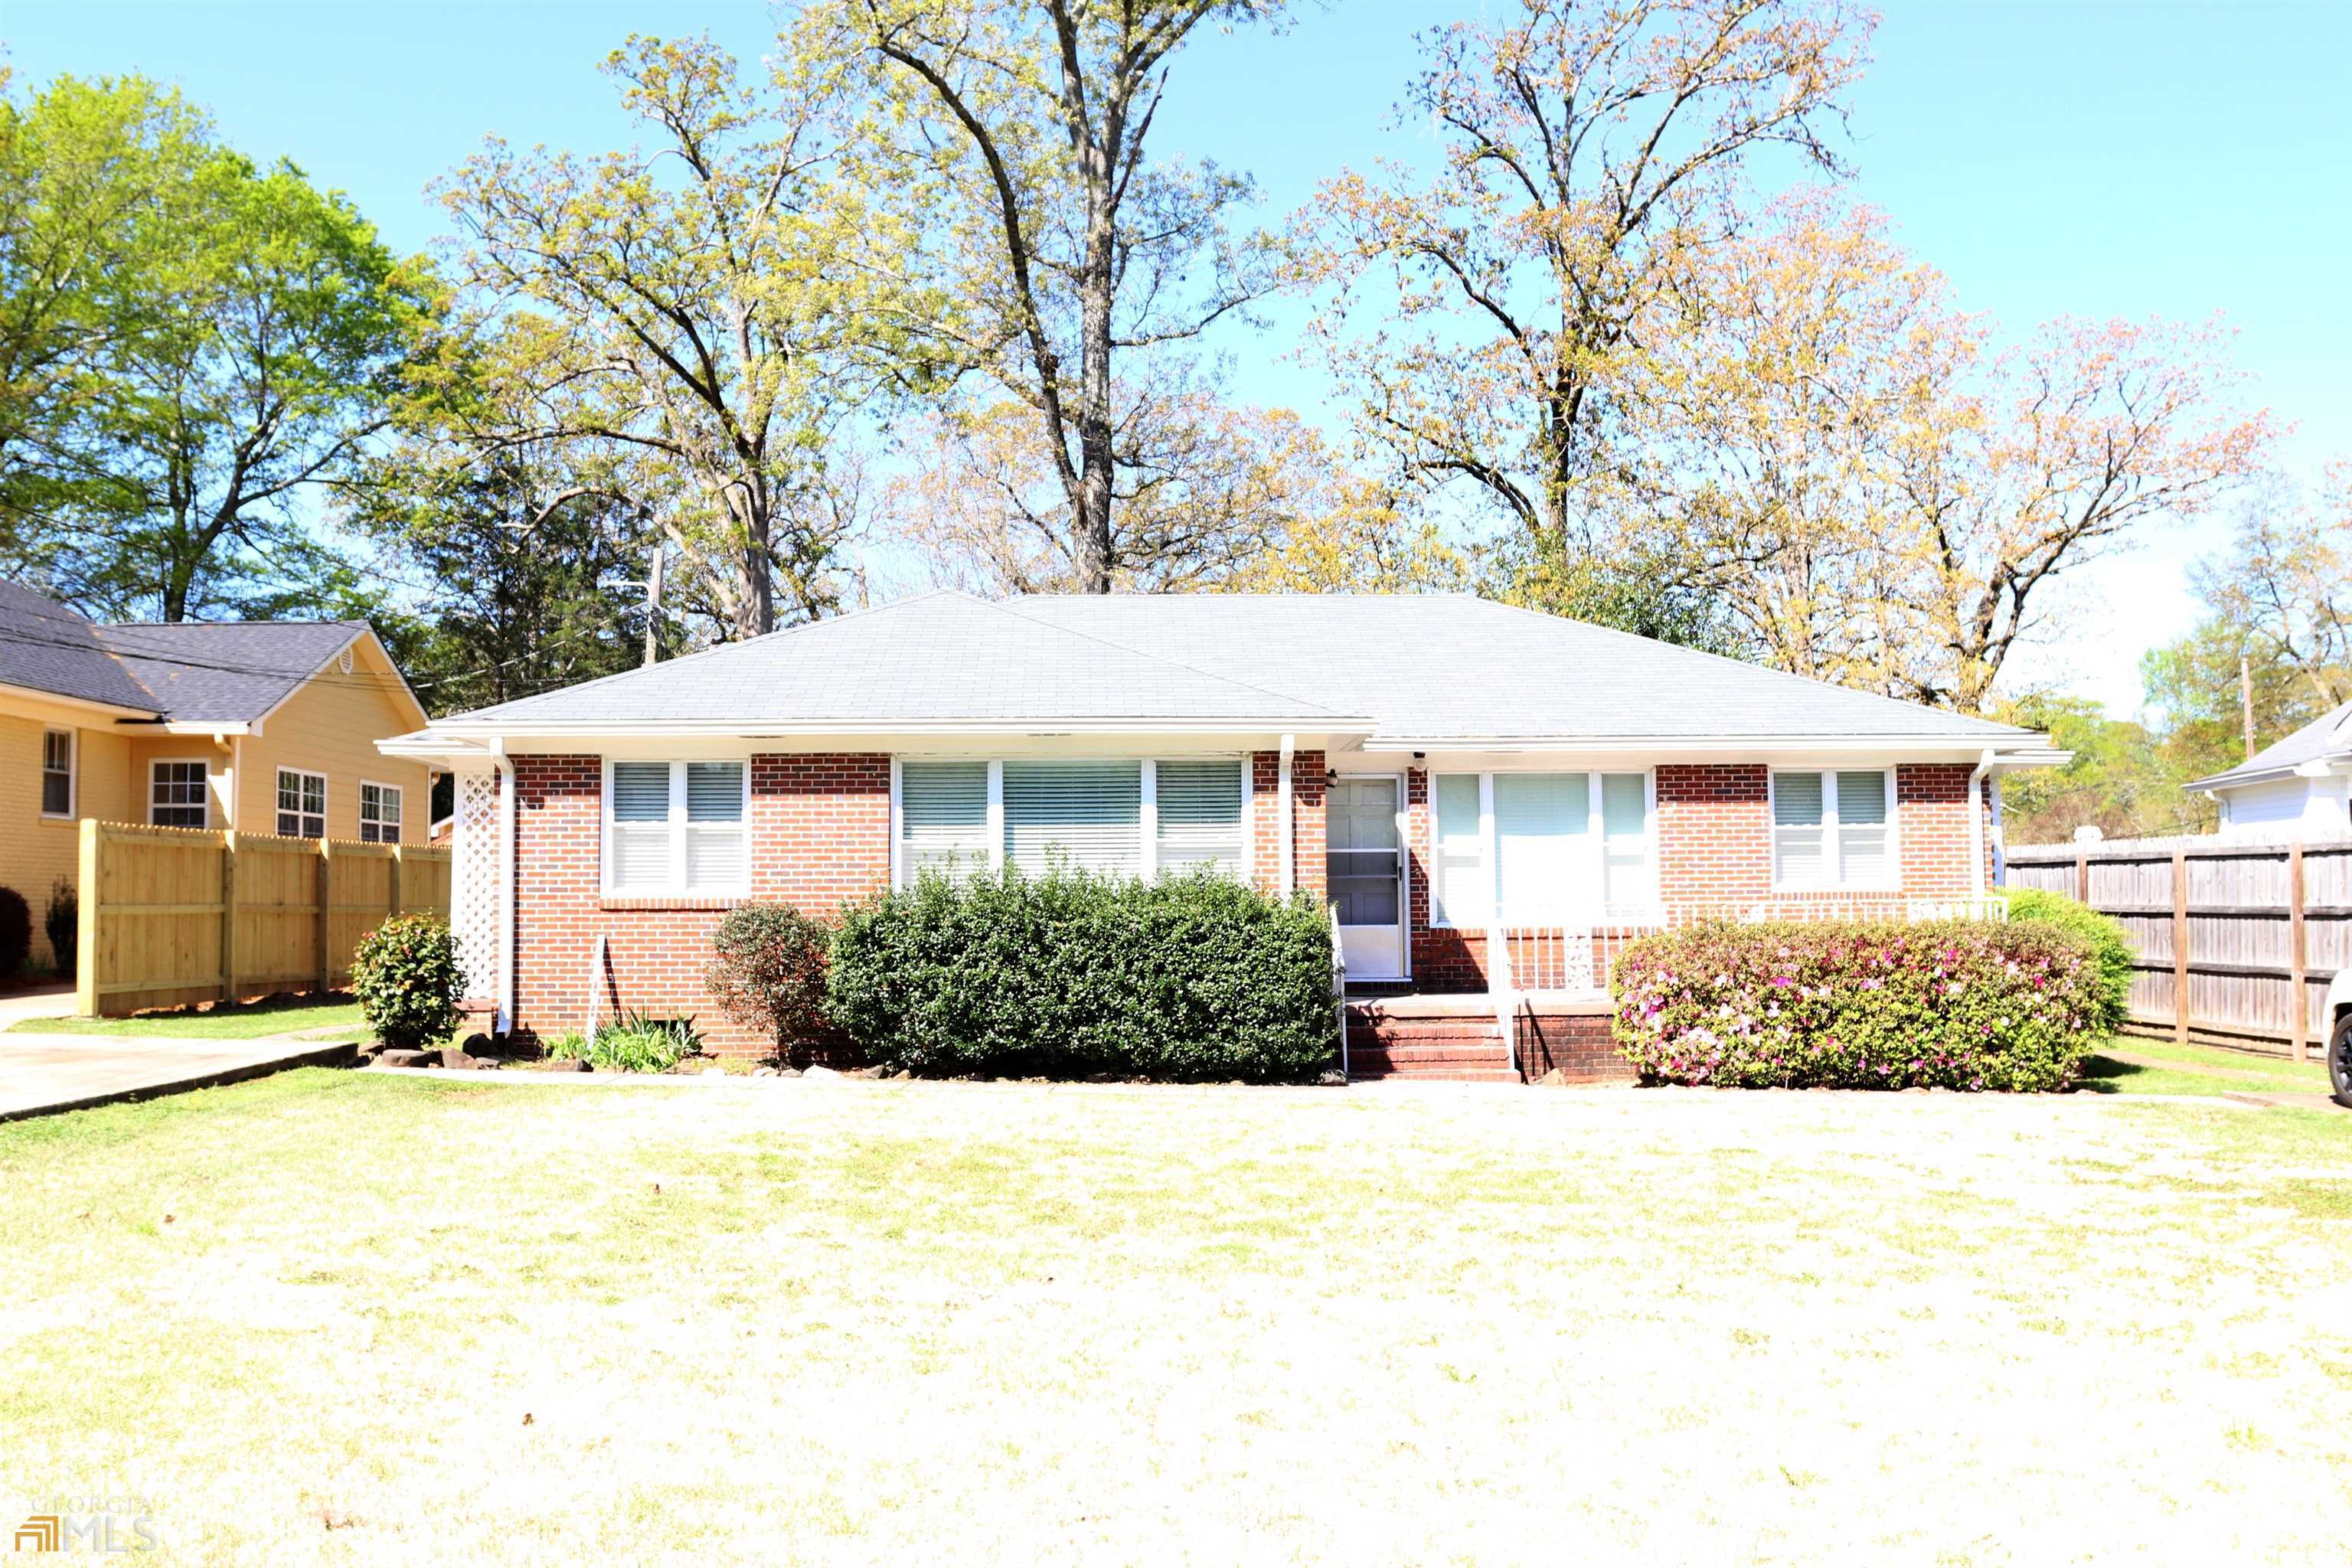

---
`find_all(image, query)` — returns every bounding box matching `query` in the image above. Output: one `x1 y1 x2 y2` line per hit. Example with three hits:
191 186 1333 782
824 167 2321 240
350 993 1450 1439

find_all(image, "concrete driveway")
0 1032 356 1122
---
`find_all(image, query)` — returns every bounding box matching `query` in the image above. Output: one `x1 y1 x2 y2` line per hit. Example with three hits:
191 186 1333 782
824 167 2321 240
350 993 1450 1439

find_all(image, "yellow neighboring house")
1 579 433 969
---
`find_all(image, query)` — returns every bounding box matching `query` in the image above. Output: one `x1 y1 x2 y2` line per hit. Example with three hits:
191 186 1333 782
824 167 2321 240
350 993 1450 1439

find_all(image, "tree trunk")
1073 140 1118 593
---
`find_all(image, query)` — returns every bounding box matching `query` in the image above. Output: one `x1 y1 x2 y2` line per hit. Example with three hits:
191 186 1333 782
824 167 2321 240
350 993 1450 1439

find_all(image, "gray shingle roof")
1 578 369 723
0 580 163 713
437 589 2038 747
449 590 1352 727
1011 594 2034 743
2184 701 2352 792
93 621 368 724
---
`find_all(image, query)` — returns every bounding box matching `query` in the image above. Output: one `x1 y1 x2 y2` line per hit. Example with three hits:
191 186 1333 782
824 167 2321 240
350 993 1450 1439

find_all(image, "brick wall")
508 753 890 1057
1247 749 1327 900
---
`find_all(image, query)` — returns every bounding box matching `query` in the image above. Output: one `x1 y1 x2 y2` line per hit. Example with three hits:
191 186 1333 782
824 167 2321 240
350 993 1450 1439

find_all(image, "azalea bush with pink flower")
1610 920 2105 1092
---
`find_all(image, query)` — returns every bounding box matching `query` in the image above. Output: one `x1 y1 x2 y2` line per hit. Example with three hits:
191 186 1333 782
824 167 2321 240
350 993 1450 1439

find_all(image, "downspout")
1278 733 1296 898
490 738 516 1037
1989 773 2006 888
1968 749 1995 900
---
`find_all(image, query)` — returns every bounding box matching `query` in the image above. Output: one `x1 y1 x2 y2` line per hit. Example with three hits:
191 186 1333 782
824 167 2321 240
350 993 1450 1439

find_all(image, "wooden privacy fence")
2002 834 2352 1060
74 820 452 1017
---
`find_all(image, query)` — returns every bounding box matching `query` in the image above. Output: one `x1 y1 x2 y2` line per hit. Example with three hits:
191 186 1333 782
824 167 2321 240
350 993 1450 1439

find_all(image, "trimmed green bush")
704 903 832 1060
827 866 1338 1082
545 1010 702 1073
0 886 34 982
351 915 464 1050
1611 918 2105 1093
2001 887 2134 1034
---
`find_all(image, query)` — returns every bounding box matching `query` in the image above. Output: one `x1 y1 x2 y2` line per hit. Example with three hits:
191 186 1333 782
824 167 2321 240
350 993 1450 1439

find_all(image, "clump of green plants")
1612 917 2106 1093
827 864 1337 1082
2001 887 2135 1034
350 914 464 1050
544 1010 703 1073
44 880 77 981
704 903 832 1063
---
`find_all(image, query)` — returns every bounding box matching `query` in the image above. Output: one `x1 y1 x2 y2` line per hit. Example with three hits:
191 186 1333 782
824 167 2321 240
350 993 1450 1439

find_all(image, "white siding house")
2188 701 2352 842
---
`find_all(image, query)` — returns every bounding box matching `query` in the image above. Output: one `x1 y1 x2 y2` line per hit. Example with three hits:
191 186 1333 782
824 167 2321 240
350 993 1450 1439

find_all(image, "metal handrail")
1328 899 1348 1082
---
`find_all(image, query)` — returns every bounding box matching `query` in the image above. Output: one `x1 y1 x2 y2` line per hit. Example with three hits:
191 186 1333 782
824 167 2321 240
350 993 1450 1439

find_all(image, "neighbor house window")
1432 771 1654 926
149 760 209 829
40 729 73 817
603 760 748 896
1771 769 1895 890
893 758 1247 887
359 782 403 844
276 768 327 838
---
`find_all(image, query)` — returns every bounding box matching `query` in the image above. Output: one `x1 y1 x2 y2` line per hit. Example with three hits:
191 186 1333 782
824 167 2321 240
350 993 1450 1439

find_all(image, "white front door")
1328 776 1406 981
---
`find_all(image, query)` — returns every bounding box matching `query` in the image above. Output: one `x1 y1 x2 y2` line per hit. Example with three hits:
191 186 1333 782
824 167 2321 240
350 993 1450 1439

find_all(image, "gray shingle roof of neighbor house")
2183 699 2352 792
427 589 2048 750
0 577 374 723
93 620 374 724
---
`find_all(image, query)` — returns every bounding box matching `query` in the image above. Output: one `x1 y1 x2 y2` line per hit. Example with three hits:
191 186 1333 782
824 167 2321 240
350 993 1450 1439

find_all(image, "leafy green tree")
2 73 423 621
1991 694 2180 844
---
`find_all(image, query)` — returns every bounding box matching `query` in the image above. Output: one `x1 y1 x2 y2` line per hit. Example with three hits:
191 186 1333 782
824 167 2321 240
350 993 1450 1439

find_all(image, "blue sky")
7 2 2346 714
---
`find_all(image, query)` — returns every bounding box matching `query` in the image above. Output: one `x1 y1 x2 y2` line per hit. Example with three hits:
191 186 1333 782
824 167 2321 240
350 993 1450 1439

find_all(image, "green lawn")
3 1073 2350 1563
8 995 365 1041
2078 1035 2334 1098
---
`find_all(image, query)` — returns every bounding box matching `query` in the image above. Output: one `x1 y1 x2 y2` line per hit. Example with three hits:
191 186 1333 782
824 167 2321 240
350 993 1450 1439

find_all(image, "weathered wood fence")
2002 833 2352 1060
74 820 452 1017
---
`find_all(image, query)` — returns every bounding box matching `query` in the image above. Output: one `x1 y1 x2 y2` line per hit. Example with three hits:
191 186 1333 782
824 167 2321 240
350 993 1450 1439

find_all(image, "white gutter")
490 737 516 1037
1278 733 1296 898
1968 748 1994 897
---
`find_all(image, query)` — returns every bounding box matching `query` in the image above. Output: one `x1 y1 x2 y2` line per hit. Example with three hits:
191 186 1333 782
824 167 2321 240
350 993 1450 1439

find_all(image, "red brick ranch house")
379 592 2063 1080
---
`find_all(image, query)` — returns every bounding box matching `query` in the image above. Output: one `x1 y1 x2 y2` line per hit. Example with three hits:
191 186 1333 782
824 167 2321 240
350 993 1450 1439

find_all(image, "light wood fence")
2002 834 2352 1060
74 821 452 1017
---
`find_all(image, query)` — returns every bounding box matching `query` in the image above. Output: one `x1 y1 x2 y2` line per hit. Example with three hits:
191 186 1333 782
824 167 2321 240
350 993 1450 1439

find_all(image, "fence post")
74 818 100 1017
2075 848 2089 903
315 837 333 994
2171 848 2190 1047
2288 842 2307 1063
219 831 240 1008
388 843 404 922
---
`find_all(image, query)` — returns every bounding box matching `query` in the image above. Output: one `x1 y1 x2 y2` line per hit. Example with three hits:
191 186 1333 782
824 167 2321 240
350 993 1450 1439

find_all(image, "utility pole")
2240 653 2256 760
642 541 665 668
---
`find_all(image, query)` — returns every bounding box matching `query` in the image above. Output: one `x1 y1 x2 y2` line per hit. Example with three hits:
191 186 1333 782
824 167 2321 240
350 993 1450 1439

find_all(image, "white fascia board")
423 716 1378 740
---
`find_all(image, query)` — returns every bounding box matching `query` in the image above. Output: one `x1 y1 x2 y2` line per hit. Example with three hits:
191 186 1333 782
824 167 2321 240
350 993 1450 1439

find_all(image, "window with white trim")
1771 769 1895 889
1431 770 1655 926
603 760 748 895
40 729 73 817
893 757 1247 887
276 768 327 838
150 760 209 829
359 782 403 844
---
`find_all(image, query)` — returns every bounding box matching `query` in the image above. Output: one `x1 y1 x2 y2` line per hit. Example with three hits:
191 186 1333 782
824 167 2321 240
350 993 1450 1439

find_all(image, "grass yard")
3 1074 2350 1565
2078 1036 2334 1098
8 995 366 1041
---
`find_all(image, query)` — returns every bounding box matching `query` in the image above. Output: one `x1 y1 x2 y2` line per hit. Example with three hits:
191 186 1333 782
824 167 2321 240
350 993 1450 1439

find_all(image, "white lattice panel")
452 772 501 1001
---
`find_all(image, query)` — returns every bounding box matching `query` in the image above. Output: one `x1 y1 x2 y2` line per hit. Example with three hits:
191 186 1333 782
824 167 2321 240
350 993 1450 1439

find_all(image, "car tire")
2332 1013 2352 1110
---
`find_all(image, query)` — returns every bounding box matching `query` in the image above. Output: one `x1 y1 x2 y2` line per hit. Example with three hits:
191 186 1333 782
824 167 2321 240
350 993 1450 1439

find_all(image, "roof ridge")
982 596 1348 718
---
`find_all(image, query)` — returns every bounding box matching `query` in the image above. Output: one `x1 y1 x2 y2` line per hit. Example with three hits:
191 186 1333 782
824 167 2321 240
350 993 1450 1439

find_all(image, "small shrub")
557 1009 700 1073
351 915 465 1050
2001 887 2134 1034
827 864 1337 1082
45 880 77 980
704 903 832 1060
1611 917 2105 1093
0 886 31 982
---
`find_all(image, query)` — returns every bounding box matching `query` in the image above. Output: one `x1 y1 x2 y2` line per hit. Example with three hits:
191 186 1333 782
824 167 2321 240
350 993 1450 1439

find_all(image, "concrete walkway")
0 1032 356 1122
0 983 77 1031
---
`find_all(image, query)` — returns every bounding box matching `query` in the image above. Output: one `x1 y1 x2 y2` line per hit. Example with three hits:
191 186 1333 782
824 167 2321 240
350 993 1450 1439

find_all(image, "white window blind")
1601 772 1651 906
1155 760 1245 874
276 769 325 839
1003 760 1142 877
900 761 991 877
1772 769 1894 889
41 730 71 816
1494 773 1589 922
606 760 747 894
1432 774 1488 926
